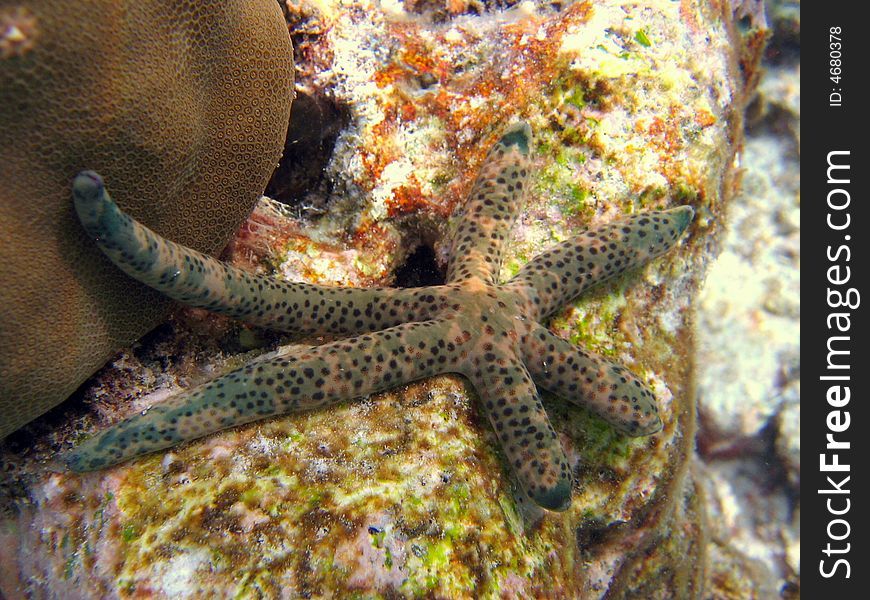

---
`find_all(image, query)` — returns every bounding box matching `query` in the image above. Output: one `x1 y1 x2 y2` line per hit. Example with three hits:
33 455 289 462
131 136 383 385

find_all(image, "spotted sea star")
64 123 693 511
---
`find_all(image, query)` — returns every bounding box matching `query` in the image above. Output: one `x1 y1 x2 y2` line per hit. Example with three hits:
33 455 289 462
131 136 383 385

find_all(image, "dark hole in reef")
763 9 800 65
130 322 178 366
265 90 350 211
416 71 439 90
575 518 611 550
737 15 754 31
393 245 445 288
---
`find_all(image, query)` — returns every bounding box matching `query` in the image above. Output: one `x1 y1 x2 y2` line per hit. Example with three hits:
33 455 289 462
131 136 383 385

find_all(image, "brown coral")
0 0 294 438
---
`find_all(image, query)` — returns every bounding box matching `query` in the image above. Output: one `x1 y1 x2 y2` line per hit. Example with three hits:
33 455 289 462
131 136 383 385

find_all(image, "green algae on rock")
0 0 294 439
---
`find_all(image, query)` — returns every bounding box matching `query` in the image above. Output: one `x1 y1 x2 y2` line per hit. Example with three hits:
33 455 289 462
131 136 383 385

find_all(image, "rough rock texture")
696 0 800 595
0 0 295 438
0 0 765 597
695 133 799 442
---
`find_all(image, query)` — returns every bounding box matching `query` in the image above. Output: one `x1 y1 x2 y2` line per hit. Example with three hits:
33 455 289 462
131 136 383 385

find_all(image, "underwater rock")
695 6 799 593
694 134 799 442
694 135 800 598
0 0 294 438
699 457 794 598
0 0 764 596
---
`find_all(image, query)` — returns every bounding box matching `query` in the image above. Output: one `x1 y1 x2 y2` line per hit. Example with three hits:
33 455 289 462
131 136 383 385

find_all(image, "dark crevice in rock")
762 1 800 66
575 517 612 551
265 90 350 214
393 245 445 288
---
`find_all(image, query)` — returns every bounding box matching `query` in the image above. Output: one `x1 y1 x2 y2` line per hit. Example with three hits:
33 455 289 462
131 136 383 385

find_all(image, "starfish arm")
64 319 468 471
507 207 694 321
445 122 532 284
466 354 573 511
72 171 448 335
522 326 662 436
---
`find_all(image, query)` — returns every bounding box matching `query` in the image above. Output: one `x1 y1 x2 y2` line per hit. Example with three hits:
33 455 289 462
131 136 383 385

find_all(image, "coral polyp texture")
0 0 767 597
0 0 294 438
64 124 693 513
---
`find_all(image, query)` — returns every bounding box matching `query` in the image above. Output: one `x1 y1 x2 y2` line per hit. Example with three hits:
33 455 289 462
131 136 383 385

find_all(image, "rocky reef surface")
695 0 800 596
0 0 766 597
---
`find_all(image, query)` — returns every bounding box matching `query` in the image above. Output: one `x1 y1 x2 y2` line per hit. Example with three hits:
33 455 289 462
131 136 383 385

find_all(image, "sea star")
64 122 693 511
